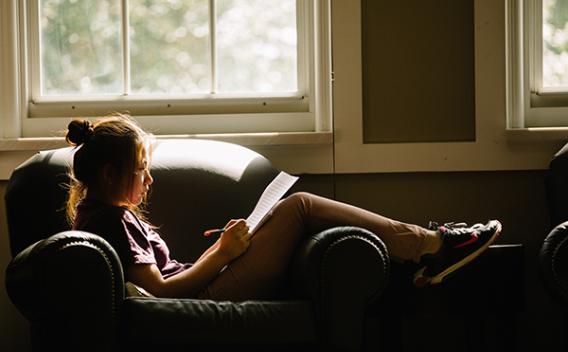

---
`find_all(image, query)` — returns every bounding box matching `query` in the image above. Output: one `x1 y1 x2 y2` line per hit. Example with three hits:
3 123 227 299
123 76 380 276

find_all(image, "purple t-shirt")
73 199 192 279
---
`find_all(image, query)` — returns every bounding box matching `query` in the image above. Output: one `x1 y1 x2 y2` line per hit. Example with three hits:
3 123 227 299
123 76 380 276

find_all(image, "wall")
332 0 565 175
361 0 476 143
327 0 566 348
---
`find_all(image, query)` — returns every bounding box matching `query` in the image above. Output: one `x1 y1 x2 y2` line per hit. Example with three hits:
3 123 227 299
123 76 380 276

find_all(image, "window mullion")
506 0 525 128
209 0 216 94
530 0 543 94
314 0 332 132
121 0 130 96
28 0 41 101
297 0 307 96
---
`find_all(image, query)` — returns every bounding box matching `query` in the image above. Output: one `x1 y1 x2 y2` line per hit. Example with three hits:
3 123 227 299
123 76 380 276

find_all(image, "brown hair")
65 113 152 225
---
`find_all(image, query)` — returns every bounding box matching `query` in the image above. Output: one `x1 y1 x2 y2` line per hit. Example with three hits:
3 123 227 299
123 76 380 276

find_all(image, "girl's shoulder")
75 199 139 229
77 198 125 216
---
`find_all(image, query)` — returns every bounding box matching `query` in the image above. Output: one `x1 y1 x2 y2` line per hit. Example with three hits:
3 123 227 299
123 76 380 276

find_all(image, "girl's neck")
85 188 123 207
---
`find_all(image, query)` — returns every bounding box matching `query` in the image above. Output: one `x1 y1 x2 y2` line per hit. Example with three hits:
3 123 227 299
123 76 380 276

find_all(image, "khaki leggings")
198 192 432 300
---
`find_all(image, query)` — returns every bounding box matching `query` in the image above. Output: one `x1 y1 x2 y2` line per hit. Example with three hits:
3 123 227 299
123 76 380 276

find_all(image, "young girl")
66 114 502 300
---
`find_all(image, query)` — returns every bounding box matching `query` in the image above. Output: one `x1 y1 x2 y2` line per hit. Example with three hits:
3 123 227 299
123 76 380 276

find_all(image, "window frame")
2 0 332 138
507 0 568 128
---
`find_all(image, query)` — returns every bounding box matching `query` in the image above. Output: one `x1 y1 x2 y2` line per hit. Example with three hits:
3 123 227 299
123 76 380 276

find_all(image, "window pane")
216 0 297 93
543 0 568 88
40 0 122 95
130 0 210 94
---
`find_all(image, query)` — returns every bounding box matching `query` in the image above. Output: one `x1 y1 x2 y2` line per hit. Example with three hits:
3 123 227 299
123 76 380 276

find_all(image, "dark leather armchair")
4 139 389 351
541 142 568 305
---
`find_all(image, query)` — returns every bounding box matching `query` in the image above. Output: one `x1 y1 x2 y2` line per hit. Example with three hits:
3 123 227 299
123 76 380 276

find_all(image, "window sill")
505 127 568 142
0 131 333 151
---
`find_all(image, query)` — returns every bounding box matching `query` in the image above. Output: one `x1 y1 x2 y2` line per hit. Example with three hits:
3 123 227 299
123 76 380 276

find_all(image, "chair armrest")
290 226 390 351
5 230 125 350
540 221 568 305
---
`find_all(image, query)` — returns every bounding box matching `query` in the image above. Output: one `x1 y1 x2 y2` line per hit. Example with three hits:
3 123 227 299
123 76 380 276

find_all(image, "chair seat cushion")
121 297 317 345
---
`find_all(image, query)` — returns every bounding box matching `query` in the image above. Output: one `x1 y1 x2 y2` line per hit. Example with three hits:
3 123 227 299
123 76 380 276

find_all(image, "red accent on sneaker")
453 231 479 249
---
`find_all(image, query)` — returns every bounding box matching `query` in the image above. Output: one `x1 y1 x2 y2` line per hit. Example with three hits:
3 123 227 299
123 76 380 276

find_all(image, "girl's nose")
145 170 153 185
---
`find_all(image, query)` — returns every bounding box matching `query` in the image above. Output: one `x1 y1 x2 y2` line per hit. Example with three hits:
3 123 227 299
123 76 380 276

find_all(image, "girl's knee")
276 192 313 213
285 192 313 205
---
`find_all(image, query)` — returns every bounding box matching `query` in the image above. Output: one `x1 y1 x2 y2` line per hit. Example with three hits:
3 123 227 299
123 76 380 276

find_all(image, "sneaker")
413 220 502 287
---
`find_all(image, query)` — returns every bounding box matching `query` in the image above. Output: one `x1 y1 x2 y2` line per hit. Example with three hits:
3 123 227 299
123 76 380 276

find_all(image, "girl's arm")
195 239 220 264
127 250 229 298
127 219 251 298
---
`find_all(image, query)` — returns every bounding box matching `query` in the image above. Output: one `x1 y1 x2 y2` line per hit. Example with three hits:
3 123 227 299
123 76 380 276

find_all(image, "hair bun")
66 119 94 146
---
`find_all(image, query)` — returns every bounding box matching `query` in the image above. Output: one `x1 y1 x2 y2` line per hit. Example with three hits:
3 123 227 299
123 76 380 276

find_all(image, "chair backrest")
546 142 568 228
5 139 279 261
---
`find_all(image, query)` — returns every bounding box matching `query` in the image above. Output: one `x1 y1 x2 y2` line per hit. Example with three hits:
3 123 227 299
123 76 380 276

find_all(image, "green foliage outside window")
544 0 568 87
40 0 297 96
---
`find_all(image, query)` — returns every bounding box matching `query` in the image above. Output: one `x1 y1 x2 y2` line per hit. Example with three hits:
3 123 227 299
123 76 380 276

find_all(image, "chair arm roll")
540 221 568 305
290 226 389 350
5 231 125 350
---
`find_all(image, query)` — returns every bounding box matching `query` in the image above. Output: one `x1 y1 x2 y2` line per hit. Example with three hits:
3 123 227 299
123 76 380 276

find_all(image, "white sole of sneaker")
414 220 502 286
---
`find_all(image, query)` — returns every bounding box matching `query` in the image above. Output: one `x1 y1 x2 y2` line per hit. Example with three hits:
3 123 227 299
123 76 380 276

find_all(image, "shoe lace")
427 221 468 231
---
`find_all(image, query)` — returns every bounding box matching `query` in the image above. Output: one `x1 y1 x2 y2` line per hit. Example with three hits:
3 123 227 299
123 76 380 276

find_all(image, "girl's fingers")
235 219 247 230
226 218 247 230
225 219 238 228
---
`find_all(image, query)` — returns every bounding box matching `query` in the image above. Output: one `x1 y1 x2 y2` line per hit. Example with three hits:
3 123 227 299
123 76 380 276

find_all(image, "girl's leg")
199 192 437 300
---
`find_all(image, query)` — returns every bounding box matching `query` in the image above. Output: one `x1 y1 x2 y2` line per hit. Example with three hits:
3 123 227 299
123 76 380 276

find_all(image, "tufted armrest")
540 221 568 305
5 231 124 351
290 226 390 350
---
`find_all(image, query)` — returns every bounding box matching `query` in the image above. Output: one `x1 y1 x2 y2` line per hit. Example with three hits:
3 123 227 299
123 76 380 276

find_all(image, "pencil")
203 228 226 237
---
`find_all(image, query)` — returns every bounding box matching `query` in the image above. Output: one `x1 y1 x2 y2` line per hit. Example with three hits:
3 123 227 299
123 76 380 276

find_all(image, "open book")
246 171 299 235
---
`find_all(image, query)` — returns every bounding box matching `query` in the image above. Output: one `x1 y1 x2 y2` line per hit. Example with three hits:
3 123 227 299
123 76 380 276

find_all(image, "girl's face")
125 147 153 206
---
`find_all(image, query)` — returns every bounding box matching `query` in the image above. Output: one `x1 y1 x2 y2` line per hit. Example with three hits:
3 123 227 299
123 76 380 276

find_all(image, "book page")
246 171 299 234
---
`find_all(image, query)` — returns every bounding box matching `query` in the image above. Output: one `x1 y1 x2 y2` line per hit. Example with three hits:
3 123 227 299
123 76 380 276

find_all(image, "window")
36 0 298 97
508 0 568 128
2 0 331 137
542 0 568 89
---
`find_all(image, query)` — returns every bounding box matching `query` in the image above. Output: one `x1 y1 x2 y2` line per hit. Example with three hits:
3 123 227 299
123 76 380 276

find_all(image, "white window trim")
1 0 333 138
506 0 568 129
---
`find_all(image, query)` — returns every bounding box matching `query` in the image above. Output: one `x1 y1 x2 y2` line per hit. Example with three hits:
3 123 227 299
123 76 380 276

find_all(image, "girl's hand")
217 219 251 261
